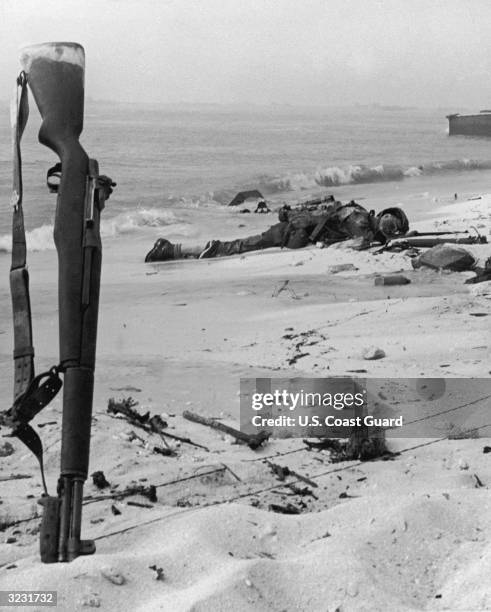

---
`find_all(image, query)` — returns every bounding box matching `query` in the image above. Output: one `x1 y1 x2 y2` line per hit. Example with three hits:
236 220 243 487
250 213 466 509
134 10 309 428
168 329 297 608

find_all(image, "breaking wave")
0 207 193 252
256 158 491 192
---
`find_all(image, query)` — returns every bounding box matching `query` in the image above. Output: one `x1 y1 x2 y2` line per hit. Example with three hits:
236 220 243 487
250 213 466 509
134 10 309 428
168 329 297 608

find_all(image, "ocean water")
1 101 491 250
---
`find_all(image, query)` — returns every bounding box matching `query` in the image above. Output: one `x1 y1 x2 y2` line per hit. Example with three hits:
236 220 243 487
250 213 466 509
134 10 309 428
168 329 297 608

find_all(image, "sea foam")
0 207 194 252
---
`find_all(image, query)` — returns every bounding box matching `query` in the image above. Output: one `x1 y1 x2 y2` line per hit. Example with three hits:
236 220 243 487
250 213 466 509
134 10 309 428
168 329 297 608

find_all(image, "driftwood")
182 410 270 450
153 446 177 457
0 474 32 482
127 501 153 509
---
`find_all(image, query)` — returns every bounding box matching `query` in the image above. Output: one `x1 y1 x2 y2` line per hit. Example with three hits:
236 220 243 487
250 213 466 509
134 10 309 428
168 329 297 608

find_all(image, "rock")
362 346 386 360
101 567 126 585
412 244 476 272
0 441 15 457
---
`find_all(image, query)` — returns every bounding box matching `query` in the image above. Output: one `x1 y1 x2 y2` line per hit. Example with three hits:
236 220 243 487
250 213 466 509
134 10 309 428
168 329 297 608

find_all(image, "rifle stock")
20 42 107 562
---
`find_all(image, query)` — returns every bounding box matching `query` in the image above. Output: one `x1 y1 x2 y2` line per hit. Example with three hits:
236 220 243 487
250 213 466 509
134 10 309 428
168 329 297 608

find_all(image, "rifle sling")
10 72 34 400
5 72 62 485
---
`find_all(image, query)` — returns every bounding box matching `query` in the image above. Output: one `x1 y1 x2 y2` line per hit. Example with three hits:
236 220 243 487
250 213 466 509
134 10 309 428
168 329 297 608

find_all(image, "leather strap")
10 72 34 402
4 72 57 493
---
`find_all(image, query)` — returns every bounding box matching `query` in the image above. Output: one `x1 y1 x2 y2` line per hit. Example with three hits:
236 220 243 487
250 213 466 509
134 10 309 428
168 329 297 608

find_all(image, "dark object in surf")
483 446 491 454
183 410 270 449
228 190 265 207
411 244 476 272
254 200 271 213
91 471 110 489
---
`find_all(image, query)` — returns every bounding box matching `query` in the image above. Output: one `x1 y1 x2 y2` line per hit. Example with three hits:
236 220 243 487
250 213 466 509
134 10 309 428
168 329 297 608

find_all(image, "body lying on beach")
144 200 410 262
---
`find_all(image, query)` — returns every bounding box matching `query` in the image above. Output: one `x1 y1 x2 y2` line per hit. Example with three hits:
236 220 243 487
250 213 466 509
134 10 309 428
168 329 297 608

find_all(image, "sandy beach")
0 190 490 611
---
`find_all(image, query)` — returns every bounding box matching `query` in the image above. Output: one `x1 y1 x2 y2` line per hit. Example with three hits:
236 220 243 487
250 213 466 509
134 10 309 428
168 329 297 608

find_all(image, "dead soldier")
144 200 409 262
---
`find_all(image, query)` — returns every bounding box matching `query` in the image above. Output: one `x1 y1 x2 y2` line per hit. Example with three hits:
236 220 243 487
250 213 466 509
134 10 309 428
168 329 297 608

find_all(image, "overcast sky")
1 0 490 108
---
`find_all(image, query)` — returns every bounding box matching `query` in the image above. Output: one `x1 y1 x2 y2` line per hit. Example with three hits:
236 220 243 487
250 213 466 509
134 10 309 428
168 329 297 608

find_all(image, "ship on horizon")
447 110 491 137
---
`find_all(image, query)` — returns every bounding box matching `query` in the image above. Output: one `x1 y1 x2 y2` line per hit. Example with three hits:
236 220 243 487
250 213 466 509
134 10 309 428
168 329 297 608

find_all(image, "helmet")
375 207 409 239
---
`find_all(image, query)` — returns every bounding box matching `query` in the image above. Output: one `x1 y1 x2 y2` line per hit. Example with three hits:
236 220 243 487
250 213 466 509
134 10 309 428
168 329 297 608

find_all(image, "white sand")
0 194 490 611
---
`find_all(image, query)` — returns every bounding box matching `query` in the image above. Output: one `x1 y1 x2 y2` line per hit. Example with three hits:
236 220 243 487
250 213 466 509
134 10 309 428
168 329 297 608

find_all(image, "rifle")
1 42 114 563
405 230 471 237
373 231 487 254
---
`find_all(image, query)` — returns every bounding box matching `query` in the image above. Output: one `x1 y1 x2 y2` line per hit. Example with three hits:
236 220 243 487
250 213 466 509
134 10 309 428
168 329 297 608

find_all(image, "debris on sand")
153 446 177 457
127 501 153 509
0 441 15 457
374 275 411 286
107 398 207 450
362 346 386 360
0 473 32 482
149 565 165 581
474 474 485 488
183 410 270 450
86 483 157 504
287 484 318 500
268 502 302 515
91 471 111 489
101 567 126 585
265 460 318 488
304 433 393 462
